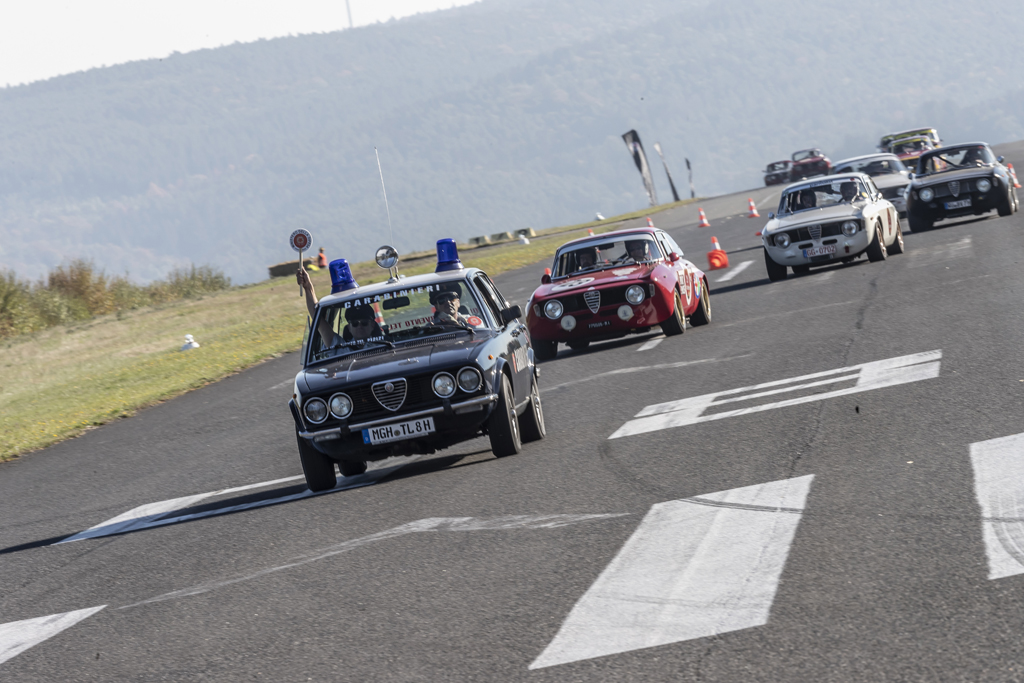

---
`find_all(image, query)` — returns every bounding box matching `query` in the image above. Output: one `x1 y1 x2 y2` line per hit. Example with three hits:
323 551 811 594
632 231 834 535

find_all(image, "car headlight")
304 397 329 424
977 178 992 193
432 372 456 398
774 232 791 248
456 367 482 392
625 285 645 304
543 300 563 320
920 187 934 202
841 221 859 236
329 393 353 419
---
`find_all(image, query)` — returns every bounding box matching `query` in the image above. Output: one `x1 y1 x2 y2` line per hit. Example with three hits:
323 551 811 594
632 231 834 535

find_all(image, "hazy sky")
1 0 481 87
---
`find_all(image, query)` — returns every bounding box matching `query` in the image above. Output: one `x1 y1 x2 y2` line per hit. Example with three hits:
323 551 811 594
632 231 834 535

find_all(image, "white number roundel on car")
550 277 595 292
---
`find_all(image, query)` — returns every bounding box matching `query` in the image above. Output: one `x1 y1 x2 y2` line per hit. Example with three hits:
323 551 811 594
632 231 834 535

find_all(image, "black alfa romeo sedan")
288 240 544 492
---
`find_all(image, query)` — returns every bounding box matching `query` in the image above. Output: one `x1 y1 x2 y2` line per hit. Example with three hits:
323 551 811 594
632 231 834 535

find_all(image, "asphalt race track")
4 142 1024 681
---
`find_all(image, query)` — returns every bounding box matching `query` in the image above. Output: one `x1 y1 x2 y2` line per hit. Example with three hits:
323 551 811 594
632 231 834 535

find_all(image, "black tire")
792 265 810 274
519 379 546 443
488 375 522 458
661 291 686 336
689 279 711 326
867 222 888 262
296 431 337 492
567 340 590 350
339 460 367 477
998 185 1015 217
908 214 931 232
533 339 557 361
764 248 787 281
888 219 905 255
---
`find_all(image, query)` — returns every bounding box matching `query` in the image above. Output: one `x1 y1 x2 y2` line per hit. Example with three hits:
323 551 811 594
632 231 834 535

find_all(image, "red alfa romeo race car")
526 227 711 360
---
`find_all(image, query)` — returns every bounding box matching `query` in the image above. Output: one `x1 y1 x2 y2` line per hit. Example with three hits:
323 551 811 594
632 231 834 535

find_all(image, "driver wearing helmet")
839 181 860 203
624 239 652 264
798 189 817 210
576 246 599 271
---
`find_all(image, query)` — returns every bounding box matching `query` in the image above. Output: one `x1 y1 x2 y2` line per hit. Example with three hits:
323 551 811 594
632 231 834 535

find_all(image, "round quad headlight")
457 367 482 392
432 372 456 398
625 285 645 305
617 305 634 321
977 178 992 193
544 299 563 320
841 221 859 237
560 315 576 331
304 397 329 424
920 187 935 202
329 393 353 419
774 232 791 248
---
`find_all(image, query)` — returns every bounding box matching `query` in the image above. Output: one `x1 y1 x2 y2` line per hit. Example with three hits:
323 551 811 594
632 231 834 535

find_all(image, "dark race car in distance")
764 160 793 186
526 227 711 360
905 143 1019 231
790 148 831 180
290 240 544 492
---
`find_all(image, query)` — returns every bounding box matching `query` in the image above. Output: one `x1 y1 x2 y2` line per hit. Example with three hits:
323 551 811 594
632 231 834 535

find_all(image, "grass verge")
0 198 695 461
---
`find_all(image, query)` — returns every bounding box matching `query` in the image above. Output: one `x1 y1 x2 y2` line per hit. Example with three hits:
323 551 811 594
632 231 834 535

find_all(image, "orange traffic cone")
1010 164 1022 189
587 228 594 236
697 208 711 228
544 267 551 276
747 198 760 218
707 236 729 271
646 217 655 227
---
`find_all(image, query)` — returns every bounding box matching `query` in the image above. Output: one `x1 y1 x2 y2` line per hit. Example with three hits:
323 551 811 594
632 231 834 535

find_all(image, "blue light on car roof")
435 238 463 273
329 259 359 294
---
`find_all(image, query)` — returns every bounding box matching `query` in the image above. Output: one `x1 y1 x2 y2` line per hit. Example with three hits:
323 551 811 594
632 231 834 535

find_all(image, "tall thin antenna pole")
345 0 354 29
375 147 394 246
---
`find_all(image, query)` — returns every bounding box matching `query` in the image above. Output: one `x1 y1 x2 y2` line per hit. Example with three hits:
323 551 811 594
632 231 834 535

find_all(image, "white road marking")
544 354 753 392
715 260 752 282
56 458 419 544
610 350 941 439
530 476 814 669
970 432 1024 580
121 514 626 609
267 379 293 391
0 606 106 666
637 336 665 352
909 235 972 267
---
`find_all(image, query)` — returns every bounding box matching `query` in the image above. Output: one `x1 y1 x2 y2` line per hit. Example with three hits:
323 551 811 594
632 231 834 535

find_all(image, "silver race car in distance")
831 153 911 216
761 173 904 281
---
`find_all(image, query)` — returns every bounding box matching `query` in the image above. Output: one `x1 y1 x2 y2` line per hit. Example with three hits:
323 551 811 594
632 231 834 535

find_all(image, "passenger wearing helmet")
430 283 472 328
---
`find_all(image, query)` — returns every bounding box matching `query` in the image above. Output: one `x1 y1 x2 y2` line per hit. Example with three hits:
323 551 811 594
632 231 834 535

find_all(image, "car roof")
556 227 659 250
832 153 901 166
781 172 870 192
889 135 931 144
317 267 484 306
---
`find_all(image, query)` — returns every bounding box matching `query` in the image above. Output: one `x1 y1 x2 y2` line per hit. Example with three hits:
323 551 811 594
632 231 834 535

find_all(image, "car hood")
300 333 493 392
766 203 866 233
531 263 656 300
913 165 998 188
871 173 911 190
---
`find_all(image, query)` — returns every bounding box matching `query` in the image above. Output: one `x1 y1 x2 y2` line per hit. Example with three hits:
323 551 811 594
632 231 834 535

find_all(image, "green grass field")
0 200 694 460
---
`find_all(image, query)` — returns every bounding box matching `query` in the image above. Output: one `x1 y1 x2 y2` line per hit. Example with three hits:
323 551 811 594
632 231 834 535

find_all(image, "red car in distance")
526 227 711 360
790 148 832 180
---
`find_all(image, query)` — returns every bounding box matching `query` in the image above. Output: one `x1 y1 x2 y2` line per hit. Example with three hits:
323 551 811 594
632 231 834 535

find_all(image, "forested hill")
2 0 1023 283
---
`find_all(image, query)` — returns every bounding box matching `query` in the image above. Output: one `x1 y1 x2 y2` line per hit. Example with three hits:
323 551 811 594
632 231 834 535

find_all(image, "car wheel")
519 379 546 443
689 279 711 326
488 375 522 458
764 248 787 281
998 185 1015 217
296 430 337 492
567 340 590 350
867 222 888 262
339 460 367 477
533 339 557 361
907 214 931 232
888 219 905 255
792 265 810 274
661 291 686 336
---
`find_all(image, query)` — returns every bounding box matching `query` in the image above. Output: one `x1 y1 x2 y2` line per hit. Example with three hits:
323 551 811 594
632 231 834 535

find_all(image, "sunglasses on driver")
350 319 374 328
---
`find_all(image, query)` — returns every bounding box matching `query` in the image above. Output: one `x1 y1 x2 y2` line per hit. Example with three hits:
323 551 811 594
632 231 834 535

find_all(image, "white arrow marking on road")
0 606 106 666
530 475 814 669
637 336 665 352
609 350 941 439
970 432 1024 580
715 260 752 282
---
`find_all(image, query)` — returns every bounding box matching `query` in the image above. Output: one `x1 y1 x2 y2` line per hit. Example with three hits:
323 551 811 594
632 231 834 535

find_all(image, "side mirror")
998 156 1005 163
668 252 681 262
500 305 522 325
541 273 551 285
768 212 775 220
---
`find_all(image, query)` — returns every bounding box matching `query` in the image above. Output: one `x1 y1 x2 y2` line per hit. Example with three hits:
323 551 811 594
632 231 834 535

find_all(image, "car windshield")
308 280 491 361
792 150 820 162
767 161 789 172
891 138 931 155
917 145 994 175
833 156 905 177
553 235 663 277
778 178 868 215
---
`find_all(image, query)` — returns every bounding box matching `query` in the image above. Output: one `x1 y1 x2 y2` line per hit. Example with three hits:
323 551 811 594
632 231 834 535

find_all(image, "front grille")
560 287 628 314
583 290 601 313
808 225 821 240
782 222 844 244
372 379 407 411
930 179 976 199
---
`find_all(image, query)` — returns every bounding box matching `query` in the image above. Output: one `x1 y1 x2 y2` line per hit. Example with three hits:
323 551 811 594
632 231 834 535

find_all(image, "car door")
658 231 695 313
474 273 531 405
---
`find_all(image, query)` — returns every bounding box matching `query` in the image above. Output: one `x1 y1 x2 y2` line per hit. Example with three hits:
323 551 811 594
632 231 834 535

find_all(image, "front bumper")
765 229 872 267
909 192 1001 221
528 296 674 343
